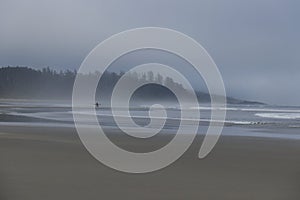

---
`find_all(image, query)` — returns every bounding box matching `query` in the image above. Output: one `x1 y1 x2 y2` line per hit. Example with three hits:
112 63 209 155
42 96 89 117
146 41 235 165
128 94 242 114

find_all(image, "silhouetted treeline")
0 66 189 101
0 66 264 104
0 67 76 99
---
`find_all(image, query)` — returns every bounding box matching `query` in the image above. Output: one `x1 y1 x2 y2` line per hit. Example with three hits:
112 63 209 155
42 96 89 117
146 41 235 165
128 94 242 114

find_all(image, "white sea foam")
255 113 300 119
189 106 300 113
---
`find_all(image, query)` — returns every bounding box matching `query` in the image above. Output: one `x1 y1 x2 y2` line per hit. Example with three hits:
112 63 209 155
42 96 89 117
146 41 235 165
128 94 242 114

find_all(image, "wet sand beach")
0 124 300 200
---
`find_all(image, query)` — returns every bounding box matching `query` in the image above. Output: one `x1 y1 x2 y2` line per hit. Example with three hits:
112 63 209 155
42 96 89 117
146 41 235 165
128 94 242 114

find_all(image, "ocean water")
1 100 300 140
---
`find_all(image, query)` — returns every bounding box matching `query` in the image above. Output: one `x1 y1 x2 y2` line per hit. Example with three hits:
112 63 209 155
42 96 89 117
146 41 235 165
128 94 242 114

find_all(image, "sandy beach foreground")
0 125 300 200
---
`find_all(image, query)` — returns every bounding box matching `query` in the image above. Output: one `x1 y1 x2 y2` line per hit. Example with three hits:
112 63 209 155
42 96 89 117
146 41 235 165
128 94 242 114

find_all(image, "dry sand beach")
1 124 300 200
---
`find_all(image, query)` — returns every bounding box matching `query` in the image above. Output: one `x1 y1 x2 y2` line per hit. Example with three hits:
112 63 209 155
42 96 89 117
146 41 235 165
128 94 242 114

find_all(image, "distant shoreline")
0 66 265 105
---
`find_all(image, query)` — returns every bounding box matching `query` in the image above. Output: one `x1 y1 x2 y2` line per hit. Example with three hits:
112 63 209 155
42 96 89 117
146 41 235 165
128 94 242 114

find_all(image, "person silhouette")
95 102 100 108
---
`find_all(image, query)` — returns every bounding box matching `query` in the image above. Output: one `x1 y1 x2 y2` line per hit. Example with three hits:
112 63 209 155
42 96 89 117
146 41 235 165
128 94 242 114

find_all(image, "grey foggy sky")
0 0 299 105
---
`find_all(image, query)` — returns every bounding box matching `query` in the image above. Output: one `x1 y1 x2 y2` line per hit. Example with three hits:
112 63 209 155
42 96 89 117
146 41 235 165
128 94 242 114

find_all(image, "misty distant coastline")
0 66 264 105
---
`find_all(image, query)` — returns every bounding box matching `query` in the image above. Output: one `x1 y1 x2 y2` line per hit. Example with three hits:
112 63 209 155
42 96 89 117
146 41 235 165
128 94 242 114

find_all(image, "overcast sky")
0 0 299 105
